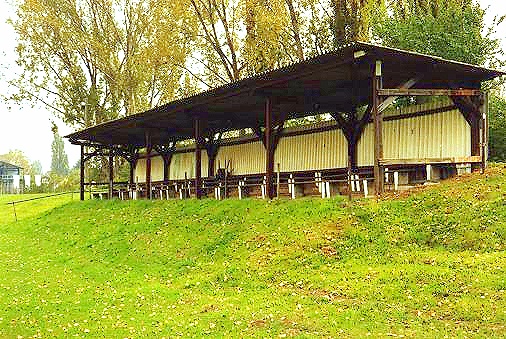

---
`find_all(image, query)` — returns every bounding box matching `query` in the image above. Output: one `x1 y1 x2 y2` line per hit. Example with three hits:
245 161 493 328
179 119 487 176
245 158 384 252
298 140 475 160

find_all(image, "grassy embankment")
0 167 505 338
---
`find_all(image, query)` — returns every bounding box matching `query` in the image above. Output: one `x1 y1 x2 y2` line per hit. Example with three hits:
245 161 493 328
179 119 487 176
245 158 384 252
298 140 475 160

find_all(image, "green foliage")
373 0 500 66
489 94 506 161
30 160 43 175
0 149 31 174
10 0 503 127
42 168 80 193
50 129 69 176
330 0 384 47
0 166 504 337
11 0 191 128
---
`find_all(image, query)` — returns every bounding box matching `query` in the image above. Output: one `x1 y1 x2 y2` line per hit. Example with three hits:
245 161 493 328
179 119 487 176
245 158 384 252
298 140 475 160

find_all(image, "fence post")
12 202 17 222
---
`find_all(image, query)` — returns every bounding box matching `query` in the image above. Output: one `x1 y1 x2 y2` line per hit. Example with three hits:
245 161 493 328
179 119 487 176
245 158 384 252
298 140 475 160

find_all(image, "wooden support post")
153 144 175 185
372 60 384 196
470 109 481 172
471 117 480 157
145 133 152 200
194 117 203 199
265 97 275 200
349 60 359 172
108 148 114 199
276 163 280 199
208 154 216 178
450 95 483 172
163 157 170 183
80 144 85 201
347 137 354 201
129 160 135 186
162 154 173 183
205 139 221 178
480 92 489 173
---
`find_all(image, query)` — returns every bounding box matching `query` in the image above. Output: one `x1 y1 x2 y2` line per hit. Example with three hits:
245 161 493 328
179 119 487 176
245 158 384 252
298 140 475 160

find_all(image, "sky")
0 0 505 173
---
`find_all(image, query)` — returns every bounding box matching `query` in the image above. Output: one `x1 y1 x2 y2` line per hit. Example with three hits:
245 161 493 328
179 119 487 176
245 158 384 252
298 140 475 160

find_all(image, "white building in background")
0 160 22 194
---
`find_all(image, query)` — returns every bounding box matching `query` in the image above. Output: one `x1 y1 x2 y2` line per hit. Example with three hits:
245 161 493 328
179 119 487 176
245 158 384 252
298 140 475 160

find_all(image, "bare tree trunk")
332 0 346 47
285 0 304 60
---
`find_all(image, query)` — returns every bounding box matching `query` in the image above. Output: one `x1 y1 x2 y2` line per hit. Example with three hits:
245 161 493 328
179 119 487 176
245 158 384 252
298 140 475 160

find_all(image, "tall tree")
50 124 70 176
31 160 43 175
331 0 384 47
187 0 315 86
188 0 244 84
11 0 191 128
489 94 506 161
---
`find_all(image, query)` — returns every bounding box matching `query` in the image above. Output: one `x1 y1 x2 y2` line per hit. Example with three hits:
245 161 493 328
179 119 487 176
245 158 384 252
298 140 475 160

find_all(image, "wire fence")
5 191 77 222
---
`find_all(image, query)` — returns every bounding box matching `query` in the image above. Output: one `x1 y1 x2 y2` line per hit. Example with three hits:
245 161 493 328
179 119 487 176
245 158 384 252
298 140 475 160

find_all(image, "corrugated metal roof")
66 41 505 147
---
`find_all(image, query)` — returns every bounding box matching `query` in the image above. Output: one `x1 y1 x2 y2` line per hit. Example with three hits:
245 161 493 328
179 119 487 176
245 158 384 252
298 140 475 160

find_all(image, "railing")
81 164 463 202
99 170 376 201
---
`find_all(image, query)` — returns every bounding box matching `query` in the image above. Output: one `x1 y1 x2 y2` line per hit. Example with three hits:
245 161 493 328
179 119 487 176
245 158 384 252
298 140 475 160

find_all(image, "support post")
450 95 483 172
208 155 216 178
276 163 280 199
129 161 135 186
468 100 481 172
346 115 358 201
265 97 275 199
208 156 215 178
372 60 384 196
347 146 352 201
471 117 480 157
480 92 489 173
108 147 114 199
145 133 152 199
194 117 203 199
163 154 173 183
126 147 139 191
80 144 85 201
154 144 175 184
205 136 221 178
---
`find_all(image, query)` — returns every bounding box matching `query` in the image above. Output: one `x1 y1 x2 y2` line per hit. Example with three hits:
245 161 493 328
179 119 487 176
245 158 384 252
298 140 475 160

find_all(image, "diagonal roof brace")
378 77 420 113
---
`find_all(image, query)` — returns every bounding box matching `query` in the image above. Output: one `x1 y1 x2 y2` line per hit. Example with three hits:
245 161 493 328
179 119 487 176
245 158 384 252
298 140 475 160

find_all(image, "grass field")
0 167 504 338
0 193 77 223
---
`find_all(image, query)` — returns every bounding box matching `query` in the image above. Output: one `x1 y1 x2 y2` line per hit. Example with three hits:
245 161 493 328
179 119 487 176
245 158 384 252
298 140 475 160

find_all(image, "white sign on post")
12 175 20 190
24 175 31 187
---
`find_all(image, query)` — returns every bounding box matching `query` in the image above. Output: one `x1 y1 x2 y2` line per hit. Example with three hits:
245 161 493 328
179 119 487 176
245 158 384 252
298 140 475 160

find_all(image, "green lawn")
0 167 504 338
0 193 77 223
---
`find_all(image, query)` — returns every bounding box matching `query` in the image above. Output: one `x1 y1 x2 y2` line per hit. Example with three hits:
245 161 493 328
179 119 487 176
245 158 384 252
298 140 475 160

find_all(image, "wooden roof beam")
378 88 481 97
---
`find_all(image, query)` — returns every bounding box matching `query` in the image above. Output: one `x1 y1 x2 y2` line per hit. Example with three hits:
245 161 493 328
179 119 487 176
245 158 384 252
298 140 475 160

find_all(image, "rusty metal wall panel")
170 152 209 180
134 158 146 183
275 128 347 171
358 124 374 166
135 101 470 179
151 156 164 181
134 156 164 182
135 153 209 182
440 110 471 157
358 107 471 166
216 141 265 175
